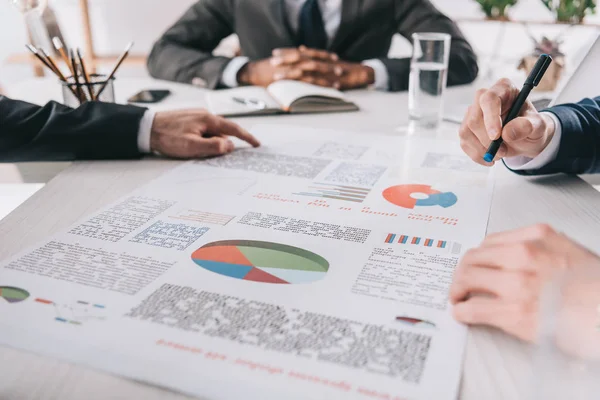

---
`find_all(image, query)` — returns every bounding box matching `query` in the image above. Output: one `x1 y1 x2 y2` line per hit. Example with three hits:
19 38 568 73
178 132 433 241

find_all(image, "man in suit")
147 0 478 92
451 78 600 345
0 96 260 162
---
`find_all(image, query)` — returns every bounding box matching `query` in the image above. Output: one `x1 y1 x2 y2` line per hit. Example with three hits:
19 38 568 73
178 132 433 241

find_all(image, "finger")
453 296 537 342
459 136 495 166
464 100 493 150
298 45 338 61
479 79 518 140
483 224 557 247
502 115 541 144
271 47 338 66
299 76 335 88
458 241 553 273
271 49 302 66
186 135 234 158
274 67 303 81
451 265 538 305
219 120 261 147
450 264 505 303
201 114 261 147
296 60 343 76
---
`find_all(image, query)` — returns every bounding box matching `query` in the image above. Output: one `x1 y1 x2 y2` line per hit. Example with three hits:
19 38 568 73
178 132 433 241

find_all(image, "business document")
0 125 494 400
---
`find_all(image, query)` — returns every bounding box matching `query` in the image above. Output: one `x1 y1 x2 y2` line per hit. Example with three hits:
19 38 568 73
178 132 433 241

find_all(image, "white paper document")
0 125 494 400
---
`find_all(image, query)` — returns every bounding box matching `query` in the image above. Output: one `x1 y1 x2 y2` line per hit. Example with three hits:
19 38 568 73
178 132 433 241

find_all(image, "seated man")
147 0 478 92
0 96 259 162
452 78 600 345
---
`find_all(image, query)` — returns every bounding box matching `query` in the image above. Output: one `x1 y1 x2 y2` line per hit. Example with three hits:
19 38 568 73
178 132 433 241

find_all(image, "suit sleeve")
0 96 146 162
508 96 600 175
147 0 235 89
381 0 479 92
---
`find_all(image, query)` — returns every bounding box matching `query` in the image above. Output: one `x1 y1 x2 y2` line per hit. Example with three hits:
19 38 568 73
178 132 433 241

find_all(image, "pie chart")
192 240 329 284
0 286 30 304
383 184 457 209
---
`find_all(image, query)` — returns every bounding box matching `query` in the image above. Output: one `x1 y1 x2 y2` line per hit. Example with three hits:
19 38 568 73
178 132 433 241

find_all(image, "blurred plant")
541 0 596 23
519 27 566 91
475 0 519 20
524 24 569 56
532 36 565 56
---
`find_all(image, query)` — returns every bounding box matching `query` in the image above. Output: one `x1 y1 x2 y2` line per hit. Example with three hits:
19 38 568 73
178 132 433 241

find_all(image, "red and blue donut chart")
383 184 457 209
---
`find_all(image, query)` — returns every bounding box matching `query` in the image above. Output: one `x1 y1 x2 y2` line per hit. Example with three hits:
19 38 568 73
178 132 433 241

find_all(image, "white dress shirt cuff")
362 59 389 91
220 56 250 88
137 110 156 154
504 112 562 171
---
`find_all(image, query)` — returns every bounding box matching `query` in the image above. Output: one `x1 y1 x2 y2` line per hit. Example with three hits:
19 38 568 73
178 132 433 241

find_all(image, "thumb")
502 117 536 143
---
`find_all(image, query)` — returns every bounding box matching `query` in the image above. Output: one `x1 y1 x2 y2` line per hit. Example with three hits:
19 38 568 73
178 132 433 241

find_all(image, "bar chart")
384 233 461 255
294 182 370 203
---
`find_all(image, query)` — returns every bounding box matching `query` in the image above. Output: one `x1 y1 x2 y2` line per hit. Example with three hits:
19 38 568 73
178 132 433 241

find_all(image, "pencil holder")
61 74 115 108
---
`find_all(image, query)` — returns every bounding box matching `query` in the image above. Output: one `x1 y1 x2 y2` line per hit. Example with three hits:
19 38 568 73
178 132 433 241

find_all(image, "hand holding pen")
459 55 555 166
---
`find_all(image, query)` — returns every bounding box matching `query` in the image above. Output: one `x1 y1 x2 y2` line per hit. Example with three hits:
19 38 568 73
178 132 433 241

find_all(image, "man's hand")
450 224 600 348
150 110 260 159
336 61 375 90
238 46 339 87
237 46 374 89
459 78 557 166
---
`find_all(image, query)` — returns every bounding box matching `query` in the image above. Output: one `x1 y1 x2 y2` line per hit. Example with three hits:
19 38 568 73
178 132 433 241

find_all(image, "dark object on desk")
484 54 552 163
0 96 146 162
128 90 172 104
147 0 478 92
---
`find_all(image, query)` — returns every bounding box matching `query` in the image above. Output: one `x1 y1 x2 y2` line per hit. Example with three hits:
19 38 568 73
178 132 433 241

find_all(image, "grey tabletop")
2 79 600 400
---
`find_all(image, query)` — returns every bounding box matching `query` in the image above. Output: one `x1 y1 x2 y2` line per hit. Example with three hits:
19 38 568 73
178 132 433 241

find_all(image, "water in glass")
408 61 448 129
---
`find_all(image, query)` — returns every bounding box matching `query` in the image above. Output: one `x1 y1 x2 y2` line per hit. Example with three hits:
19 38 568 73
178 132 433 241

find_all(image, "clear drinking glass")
61 74 115 108
532 264 600 399
408 33 451 131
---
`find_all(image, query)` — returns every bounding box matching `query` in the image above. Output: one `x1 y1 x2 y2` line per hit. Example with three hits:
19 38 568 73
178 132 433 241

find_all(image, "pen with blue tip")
483 54 553 163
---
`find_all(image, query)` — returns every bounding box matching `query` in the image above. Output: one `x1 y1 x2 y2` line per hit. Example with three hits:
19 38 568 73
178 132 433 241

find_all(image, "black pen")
483 54 553 163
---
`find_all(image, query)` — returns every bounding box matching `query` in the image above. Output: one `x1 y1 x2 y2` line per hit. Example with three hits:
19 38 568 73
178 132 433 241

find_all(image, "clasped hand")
238 45 374 90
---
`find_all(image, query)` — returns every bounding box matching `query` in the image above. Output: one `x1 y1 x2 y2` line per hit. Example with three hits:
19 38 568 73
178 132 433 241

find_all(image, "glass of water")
408 33 451 131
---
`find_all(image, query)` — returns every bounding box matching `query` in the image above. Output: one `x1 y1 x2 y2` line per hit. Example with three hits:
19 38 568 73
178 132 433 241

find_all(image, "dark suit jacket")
147 0 478 91
0 96 146 162
510 96 600 175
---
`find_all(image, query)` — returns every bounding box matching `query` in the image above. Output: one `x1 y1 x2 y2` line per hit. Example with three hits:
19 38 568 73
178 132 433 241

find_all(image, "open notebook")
206 80 359 117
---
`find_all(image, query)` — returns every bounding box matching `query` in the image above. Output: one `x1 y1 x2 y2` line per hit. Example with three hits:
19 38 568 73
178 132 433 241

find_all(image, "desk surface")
3 79 600 400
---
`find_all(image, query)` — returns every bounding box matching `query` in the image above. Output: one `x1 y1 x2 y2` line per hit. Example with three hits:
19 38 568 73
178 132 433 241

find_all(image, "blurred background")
1 0 599 83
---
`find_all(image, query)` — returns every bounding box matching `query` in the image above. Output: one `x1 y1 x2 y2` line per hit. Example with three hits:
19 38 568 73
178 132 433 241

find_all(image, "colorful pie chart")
383 184 457 209
0 286 30 304
192 240 329 284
